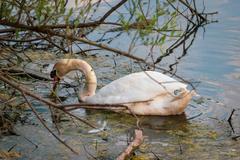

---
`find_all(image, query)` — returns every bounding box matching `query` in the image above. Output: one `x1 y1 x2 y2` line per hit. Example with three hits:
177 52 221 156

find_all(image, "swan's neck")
57 59 97 101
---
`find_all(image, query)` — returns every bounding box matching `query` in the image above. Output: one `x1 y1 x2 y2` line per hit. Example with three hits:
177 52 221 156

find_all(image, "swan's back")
86 71 187 104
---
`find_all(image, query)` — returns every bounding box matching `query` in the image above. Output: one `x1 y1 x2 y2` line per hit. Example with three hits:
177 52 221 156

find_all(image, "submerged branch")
117 129 144 160
21 92 79 155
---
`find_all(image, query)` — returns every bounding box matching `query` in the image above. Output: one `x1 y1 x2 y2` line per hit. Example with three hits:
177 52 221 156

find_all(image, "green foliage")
36 0 46 21
59 0 66 14
65 8 73 24
0 1 12 20
0 0 183 52
126 0 180 47
119 14 130 31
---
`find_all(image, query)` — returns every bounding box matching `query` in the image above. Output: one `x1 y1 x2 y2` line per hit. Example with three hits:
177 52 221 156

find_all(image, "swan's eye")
174 89 182 96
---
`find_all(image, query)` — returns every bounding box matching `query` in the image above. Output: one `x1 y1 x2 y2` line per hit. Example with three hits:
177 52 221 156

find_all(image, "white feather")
86 71 187 104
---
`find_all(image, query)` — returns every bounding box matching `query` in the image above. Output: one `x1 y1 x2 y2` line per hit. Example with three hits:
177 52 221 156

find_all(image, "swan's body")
51 59 195 116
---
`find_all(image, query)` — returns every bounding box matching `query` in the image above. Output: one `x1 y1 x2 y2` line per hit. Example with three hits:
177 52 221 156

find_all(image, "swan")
50 59 195 116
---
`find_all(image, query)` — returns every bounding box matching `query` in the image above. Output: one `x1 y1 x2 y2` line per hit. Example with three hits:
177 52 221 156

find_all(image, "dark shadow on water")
85 109 190 137
139 113 187 130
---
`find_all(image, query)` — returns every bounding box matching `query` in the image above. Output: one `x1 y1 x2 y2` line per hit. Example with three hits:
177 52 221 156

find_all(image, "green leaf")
60 0 66 14
160 34 166 44
65 8 73 24
74 19 79 28
170 30 175 37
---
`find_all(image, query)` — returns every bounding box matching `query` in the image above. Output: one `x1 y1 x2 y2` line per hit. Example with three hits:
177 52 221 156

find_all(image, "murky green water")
1 0 240 159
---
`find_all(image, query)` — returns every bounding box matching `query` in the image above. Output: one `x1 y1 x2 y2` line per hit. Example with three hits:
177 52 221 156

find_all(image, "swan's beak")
50 70 60 96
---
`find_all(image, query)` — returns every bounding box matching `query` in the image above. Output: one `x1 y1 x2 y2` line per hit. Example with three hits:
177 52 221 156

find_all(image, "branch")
227 109 236 133
232 135 240 140
0 20 197 89
21 92 79 155
166 0 195 25
0 28 16 33
179 0 207 21
99 0 128 22
117 129 144 160
0 72 58 107
0 20 146 63
0 36 46 43
0 72 97 128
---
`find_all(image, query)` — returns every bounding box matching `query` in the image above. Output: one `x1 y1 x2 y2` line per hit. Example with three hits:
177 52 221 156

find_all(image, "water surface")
1 0 240 159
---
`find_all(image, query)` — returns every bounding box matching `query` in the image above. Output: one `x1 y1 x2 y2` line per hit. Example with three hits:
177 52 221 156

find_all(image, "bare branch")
21 92 79 155
99 0 128 22
117 129 144 160
0 72 97 128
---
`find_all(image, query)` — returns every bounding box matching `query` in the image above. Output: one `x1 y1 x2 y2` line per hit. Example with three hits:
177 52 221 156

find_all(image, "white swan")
50 59 195 116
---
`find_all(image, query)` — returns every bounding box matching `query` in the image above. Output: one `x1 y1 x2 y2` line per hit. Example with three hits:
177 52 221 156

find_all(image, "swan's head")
50 59 80 94
50 59 74 78
50 59 97 101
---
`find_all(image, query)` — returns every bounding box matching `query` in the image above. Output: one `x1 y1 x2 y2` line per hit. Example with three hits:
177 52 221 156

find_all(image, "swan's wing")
86 71 188 104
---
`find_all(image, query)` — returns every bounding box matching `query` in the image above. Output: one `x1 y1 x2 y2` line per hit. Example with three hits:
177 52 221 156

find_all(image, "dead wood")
117 129 144 160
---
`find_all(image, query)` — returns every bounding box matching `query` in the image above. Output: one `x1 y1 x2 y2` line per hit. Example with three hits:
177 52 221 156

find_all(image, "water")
180 0 240 111
1 0 240 159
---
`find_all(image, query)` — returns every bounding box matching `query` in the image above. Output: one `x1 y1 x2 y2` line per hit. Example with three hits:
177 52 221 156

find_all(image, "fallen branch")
0 72 96 128
117 129 144 160
21 92 79 155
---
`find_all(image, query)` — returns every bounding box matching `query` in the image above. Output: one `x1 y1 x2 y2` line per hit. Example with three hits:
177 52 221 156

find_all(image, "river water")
1 0 240 159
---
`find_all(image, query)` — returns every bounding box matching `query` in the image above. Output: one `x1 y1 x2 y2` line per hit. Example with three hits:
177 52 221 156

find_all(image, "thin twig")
21 92 79 154
179 0 207 21
48 105 61 135
232 135 240 141
7 144 17 152
166 0 195 25
99 0 128 22
23 136 38 151
227 109 236 133
187 112 202 120
0 72 97 128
